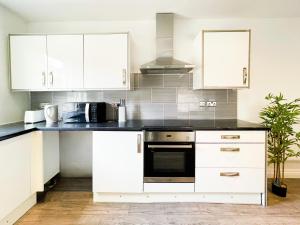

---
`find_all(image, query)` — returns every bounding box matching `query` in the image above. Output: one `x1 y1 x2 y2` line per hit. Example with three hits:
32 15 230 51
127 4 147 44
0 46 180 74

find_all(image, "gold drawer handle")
220 147 240 152
220 172 240 177
221 135 240 140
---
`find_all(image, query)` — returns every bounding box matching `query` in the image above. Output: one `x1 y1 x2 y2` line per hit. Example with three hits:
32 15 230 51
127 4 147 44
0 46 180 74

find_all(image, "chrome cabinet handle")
220 147 240 152
122 69 127 85
220 172 240 177
137 134 142 153
42 72 46 86
221 135 240 140
85 103 90 123
243 67 247 85
49 72 54 86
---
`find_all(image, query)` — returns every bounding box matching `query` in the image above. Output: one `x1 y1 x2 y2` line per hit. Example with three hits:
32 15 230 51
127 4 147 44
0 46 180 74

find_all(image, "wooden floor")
16 179 300 225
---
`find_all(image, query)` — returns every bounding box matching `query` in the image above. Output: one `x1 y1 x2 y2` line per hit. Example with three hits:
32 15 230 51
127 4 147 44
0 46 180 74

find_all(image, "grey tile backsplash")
31 73 237 120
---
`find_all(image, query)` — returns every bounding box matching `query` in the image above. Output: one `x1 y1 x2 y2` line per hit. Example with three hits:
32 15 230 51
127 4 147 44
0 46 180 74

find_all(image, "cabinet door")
84 34 128 89
47 35 84 89
0 134 31 221
93 131 143 193
10 35 47 90
203 31 250 88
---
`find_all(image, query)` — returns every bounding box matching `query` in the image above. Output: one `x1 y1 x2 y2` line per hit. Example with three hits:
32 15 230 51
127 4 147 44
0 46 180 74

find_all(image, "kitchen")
0 1 300 225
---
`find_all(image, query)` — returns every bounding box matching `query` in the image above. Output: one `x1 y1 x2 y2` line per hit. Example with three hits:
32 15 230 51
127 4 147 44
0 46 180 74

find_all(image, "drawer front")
144 183 195 193
196 131 266 143
196 144 265 168
195 168 265 193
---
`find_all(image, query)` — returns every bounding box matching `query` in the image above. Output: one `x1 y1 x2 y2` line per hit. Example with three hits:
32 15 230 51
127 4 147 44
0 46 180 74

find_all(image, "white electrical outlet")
206 101 217 107
199 101 206 107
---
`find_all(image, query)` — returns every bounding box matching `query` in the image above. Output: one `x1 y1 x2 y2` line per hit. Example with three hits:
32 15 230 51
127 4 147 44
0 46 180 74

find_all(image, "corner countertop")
0 119 268 142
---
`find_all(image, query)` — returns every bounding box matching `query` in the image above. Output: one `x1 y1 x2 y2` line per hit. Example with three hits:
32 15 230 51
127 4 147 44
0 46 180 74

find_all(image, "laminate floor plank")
15 179 300 225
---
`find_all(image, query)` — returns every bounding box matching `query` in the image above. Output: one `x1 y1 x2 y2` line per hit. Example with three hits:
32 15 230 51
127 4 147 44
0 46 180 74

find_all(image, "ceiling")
1 0 300 22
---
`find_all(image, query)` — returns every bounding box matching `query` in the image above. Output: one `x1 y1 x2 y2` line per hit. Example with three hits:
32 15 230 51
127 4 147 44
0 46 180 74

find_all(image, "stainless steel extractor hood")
140 13 194 75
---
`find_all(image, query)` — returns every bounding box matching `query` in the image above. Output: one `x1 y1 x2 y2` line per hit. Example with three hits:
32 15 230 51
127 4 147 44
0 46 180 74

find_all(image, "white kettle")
44 104 58 123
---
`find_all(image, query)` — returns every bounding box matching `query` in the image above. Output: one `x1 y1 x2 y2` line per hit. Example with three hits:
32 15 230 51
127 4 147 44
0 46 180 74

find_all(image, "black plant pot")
272 182 287 197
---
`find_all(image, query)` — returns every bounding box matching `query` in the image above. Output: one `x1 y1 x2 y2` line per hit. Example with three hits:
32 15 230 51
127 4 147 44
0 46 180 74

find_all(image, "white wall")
0 5 30 125
28 17 300 177
59 132 92 177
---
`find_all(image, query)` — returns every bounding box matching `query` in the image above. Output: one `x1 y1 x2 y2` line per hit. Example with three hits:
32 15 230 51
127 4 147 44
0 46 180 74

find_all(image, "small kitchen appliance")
44 104 58 123
62 102 107 123
24 110 45 123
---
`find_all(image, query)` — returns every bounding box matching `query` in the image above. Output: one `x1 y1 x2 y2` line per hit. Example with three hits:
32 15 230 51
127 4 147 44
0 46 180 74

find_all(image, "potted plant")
260 93 300 197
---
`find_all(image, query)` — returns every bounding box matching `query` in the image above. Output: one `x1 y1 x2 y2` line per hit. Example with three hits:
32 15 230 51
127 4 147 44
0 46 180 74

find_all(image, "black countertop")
0 119 268 142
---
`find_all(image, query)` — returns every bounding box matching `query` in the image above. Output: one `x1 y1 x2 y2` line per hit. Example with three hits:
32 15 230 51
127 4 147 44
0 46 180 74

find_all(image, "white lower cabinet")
93 131 143 193
195 130 266 205
0 134 32 222
195 168 264 193
0 131 60 224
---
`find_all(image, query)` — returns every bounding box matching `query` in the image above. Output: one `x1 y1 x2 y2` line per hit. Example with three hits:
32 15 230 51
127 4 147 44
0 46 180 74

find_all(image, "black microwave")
62 102 107 123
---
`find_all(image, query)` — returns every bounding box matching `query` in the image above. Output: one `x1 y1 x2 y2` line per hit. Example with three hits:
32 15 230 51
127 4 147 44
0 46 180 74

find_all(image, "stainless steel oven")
144 131 195 183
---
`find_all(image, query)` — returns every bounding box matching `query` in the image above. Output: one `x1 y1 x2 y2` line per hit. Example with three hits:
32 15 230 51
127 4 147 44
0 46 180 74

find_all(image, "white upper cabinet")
10 35 47 90
193 30 250 89
93 131 143 193
10 35 84 91
84 33 130 90
47 35 83 89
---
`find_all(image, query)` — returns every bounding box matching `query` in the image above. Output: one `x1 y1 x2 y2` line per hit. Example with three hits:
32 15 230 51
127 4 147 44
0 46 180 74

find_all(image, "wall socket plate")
199 101 206 107
206 101 217 107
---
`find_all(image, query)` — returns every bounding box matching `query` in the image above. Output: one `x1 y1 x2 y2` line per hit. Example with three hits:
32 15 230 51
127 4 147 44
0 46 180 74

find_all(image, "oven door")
144 142 195 183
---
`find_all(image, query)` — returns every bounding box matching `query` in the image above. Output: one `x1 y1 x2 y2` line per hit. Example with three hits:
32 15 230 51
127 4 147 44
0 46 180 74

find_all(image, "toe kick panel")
144 183 195 193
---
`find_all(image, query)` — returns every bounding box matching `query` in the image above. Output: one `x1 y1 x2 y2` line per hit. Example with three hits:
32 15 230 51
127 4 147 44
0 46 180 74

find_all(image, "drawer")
144 183 194 193
196 131 266 143
195 168 265 193
196 144 265 168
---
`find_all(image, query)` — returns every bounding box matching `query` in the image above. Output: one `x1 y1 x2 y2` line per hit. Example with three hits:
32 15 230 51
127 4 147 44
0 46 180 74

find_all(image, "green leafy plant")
260 93 300 187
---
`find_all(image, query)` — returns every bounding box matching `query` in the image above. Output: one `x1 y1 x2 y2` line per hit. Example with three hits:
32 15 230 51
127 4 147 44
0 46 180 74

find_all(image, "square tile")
31 92 52 109
201 89 228 102
164 104 189 119
228 89 237 103
215 102 237 119
127 88 151 104
152 88 177 103
138 74 164 88
103 90 126 103
164 75 189 88
126 104 140 120
189 111 215 120
139 103 163 119
177 88 201 103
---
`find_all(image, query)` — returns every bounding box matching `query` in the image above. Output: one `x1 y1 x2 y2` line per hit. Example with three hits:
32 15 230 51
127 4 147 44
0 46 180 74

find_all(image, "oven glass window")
153 152 186 173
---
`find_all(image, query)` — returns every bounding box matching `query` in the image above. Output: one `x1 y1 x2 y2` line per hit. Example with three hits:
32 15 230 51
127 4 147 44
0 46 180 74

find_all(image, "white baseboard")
267 169 300 178
267 160 300 178
0 194 36 225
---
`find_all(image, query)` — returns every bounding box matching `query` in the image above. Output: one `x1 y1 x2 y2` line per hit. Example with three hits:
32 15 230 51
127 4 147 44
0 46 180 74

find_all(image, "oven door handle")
147 144 193 149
